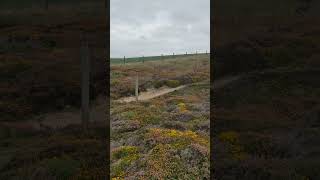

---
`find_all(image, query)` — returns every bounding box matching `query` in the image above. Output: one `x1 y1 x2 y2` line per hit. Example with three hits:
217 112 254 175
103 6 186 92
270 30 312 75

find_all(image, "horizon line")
110 51 211 59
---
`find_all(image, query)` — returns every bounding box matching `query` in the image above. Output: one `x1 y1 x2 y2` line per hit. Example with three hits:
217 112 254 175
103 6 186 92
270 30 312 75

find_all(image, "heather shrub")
165 80 180 88
111 146 140 178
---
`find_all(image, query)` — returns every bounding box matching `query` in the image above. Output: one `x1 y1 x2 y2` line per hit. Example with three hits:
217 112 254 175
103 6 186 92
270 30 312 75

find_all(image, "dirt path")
116 75 244 103
1 96 107 131
116 85 187 103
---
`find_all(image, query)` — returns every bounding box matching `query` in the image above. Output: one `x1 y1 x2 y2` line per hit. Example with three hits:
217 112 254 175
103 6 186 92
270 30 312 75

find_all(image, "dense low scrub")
111 58 210 179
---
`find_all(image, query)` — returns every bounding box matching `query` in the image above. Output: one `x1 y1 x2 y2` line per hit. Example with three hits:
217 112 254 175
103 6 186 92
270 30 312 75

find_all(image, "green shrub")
145 144 184 178
111 146 140 177
120 111 136 120
153 80 165 88
165 80 180 88
112 146 139 160
111 79 121 86
177 102 188 112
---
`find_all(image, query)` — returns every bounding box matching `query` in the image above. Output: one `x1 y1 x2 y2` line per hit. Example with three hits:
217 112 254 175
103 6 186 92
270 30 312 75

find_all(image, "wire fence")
111 51 210 65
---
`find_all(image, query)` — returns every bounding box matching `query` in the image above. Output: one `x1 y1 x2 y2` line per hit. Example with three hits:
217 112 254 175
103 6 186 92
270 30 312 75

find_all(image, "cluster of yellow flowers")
146 144 174 178
111 146 140 178
177 102 188 112
147 128 209 148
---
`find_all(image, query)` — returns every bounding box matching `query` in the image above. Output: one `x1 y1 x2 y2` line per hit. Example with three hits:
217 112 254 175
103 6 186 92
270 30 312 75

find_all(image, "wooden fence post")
81 33 90 134
123 56 126 64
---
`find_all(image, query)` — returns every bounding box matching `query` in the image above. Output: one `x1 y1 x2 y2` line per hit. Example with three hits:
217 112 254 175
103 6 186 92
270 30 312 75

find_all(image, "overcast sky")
111 0 210 58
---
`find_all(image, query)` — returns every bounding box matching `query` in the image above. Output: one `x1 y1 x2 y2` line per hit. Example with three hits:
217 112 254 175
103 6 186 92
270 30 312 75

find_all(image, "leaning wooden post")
135 72 139 101
81 33 90 134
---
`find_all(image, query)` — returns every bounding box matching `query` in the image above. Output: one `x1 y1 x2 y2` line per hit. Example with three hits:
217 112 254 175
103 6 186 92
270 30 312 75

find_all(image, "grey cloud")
111 0 210 57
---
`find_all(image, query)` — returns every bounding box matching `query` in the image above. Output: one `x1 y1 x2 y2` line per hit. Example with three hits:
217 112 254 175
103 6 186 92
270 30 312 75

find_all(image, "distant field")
111 53 208 64
110 53 210 99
